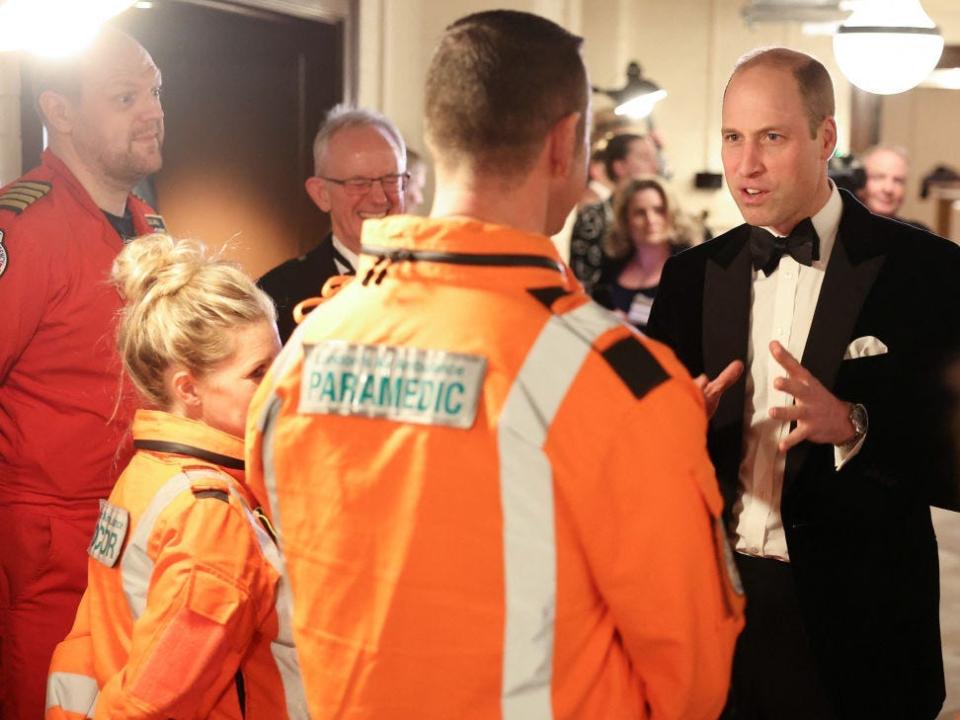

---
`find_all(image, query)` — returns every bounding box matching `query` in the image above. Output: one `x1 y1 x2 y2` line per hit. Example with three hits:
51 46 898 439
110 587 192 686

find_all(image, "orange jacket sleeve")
579 374 744 720
94 494 274 719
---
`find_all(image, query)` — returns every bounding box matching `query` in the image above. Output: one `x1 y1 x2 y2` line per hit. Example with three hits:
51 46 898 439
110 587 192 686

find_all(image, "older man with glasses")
260 104 408 342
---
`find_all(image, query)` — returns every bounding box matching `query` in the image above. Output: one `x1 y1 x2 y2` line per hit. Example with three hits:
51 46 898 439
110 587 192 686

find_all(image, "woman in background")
592 176 696 330
46 234 307 719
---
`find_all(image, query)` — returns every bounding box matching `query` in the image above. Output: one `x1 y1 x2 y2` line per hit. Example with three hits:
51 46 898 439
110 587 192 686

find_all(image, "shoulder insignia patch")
88 499 130 568
193 489 229 502
0 230 7 279
145 214 166 232
601 335 669 400
528 285 572 310
0 180 52 215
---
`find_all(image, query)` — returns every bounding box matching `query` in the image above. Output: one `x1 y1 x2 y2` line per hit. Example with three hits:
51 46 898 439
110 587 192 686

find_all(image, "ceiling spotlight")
593 62 667 121
833 0 943 94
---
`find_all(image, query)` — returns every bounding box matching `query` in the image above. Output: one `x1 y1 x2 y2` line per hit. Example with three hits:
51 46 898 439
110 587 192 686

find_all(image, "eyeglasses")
320 172 411 197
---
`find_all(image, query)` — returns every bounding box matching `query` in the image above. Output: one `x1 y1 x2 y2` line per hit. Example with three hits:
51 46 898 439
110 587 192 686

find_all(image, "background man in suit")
857 143 931 231
259 105 407 342
648 47 960 719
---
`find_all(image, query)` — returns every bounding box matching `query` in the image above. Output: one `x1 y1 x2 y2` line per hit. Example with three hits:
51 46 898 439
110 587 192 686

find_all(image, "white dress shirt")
331 235 358 275
733 182 860 561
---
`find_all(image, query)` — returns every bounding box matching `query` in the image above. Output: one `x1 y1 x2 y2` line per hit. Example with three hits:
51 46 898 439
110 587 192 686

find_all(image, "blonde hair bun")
111 233 207 304
112 233 276 409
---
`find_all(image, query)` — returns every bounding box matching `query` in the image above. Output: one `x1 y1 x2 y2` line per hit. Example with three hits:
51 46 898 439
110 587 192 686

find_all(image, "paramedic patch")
88 499 130 568
300 341 487 429
0 229 7 279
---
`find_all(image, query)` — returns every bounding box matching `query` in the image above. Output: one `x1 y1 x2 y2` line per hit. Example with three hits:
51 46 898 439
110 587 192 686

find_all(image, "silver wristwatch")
842 402 868 448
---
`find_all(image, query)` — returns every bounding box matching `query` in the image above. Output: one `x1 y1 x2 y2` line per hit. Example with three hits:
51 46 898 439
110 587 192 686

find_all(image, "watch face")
850 404 867 434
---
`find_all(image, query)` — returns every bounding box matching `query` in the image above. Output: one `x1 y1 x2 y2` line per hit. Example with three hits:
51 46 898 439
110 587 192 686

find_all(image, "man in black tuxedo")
648 47 960 719
259 105 408 342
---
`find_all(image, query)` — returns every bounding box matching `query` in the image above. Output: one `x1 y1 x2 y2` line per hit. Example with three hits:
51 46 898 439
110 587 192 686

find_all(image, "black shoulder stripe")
193 489 229 502
527 286 571 310
601 335 670 400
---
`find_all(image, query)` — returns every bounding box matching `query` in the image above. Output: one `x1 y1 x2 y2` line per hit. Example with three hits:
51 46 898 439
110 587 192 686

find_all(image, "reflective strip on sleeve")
230 480 310 717
497 301 620 719
45 672 99 716
120 473 194 618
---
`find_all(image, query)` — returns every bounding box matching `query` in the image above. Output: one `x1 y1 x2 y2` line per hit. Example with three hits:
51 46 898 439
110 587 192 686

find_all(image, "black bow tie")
749 218 820 277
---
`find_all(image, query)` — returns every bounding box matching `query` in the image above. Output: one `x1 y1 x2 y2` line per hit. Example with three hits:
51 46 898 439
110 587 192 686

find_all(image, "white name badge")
299 341 487 430
88 499 130 568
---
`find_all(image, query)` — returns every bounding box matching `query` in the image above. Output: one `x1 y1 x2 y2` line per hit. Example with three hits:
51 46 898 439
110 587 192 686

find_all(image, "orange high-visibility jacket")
246 216 745 720
46 410 308 719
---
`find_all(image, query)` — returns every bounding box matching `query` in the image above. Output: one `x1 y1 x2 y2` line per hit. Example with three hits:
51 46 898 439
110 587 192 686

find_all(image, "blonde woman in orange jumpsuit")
46 234 307 719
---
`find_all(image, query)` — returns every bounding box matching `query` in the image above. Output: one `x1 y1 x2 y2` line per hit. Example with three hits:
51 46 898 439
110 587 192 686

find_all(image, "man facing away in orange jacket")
246 10 744 719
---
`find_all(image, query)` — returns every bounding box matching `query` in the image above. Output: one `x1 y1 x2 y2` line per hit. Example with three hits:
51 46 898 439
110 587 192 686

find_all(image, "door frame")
170 0 358 103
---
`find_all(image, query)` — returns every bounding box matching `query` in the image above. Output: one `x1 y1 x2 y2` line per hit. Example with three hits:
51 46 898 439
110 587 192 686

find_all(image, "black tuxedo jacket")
259 233 346 343
647 190 960 719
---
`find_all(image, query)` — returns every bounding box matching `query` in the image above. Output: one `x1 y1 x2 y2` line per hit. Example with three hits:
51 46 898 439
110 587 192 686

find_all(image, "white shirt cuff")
834 431 865 470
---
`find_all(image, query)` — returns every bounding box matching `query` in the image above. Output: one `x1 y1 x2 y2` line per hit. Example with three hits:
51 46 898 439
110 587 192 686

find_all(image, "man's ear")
305 176 332 213
819 117 838 162
169 368 202 411
547 112 582 179
37 90 75 134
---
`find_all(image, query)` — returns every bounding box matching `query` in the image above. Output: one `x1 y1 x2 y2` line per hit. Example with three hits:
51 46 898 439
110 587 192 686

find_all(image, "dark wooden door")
22 0 344 277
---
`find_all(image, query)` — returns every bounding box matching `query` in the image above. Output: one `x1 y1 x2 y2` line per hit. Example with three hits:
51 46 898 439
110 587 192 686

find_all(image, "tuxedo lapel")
703 228 752 482
785 194 886 490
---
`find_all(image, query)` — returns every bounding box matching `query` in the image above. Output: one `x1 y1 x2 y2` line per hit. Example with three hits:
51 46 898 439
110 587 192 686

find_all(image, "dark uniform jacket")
258 233 352 343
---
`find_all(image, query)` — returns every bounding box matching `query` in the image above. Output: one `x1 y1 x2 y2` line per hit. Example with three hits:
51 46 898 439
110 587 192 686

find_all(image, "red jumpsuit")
0 150 164 719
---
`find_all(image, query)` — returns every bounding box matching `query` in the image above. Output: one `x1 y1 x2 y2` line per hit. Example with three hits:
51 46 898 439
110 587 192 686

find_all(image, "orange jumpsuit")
46 410 308 719
246 215 745 720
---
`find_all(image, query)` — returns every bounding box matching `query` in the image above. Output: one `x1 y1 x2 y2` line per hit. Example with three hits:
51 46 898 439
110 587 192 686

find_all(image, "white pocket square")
843 335 888 360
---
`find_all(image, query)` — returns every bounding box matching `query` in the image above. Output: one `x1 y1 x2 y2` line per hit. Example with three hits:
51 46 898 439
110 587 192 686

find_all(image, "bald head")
32 26 164 197
726 47 834 139
32 28 158 119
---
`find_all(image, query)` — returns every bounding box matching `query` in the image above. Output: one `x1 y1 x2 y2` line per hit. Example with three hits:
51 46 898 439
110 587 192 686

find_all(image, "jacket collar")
132 409 246 484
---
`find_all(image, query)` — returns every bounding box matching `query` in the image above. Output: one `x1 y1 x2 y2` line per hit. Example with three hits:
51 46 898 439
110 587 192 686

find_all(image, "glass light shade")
833 0 944 95
614 89 667 120
0 0 134 56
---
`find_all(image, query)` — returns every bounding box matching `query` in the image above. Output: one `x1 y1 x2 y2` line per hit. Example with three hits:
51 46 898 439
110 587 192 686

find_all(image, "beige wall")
1 0 958 236
358 0 855 234
0 54 20 186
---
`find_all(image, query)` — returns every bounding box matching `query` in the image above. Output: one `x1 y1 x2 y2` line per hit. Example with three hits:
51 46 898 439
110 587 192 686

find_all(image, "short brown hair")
604 176 696 259
603 133 646 182
424 10 588 177
728 47 835 138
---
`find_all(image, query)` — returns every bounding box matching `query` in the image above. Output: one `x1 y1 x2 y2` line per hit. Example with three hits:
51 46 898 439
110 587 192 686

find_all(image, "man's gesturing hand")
693 360 744 419
767 341 855 452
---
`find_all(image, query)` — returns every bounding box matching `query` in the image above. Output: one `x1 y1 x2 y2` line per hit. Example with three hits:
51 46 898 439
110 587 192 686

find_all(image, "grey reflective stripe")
120 472 193 619
46 672 99 716
228 482 310 717
497 301 620 719
258 395 286 547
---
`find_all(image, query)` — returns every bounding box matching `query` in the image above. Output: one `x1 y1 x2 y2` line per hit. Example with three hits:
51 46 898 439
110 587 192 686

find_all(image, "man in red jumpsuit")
0 27 165 719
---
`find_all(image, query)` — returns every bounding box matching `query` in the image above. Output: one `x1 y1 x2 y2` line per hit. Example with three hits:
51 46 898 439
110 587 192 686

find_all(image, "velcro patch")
88 499 130 568
0 230 7 279
299 341 487 429
145 214 166 232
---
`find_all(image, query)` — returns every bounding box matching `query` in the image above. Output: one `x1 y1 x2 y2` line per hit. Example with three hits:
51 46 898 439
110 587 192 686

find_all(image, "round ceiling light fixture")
833 0 944 95
593 62 667 121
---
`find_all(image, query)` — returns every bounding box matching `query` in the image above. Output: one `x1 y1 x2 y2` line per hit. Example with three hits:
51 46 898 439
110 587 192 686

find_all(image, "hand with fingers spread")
766 340 855 452
693 360 744 419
